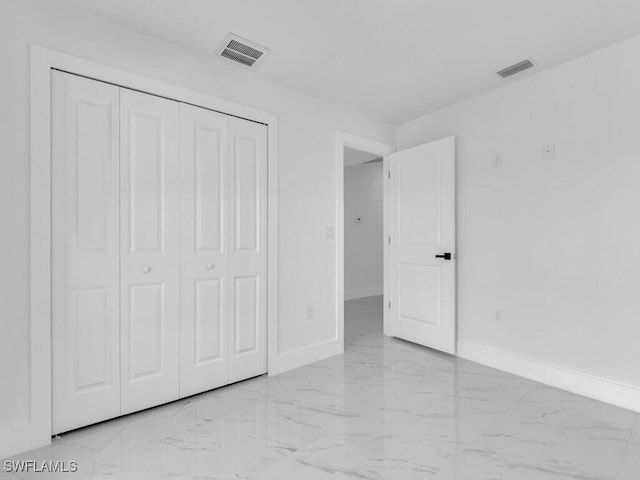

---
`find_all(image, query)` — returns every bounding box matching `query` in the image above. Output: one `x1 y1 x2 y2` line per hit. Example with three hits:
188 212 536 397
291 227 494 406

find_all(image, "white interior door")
52 71 121 434
179 103 230 397
388 136 456 353
119 89 180 413
228 117 268 382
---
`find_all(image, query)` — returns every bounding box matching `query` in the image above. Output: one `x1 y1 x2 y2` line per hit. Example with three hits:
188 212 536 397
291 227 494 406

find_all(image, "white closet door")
228 117 268 382
179 104 230 397
52 71 121 434
120 89 180 414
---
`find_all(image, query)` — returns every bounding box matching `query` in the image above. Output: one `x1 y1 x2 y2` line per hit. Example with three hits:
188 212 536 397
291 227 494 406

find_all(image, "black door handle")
435 252 452 260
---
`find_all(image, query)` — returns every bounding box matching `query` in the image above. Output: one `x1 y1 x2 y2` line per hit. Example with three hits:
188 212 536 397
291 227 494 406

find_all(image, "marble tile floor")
3 295 639 479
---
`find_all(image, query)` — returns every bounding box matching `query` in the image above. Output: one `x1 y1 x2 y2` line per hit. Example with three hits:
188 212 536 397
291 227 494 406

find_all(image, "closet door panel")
120 89 180 414
52 71 121 434
228 117 268 383
179 104 230 397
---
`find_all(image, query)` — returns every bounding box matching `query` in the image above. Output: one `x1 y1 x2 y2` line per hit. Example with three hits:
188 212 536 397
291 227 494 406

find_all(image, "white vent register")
496 59 534 78
218 33 270 67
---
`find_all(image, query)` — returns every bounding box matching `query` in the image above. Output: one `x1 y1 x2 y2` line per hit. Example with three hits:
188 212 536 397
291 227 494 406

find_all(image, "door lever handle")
435 252 452 260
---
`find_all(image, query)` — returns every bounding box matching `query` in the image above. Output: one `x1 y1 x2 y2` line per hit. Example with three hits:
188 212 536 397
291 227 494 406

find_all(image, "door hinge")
388 171 391 179
388 236 391 244
388 301 391 309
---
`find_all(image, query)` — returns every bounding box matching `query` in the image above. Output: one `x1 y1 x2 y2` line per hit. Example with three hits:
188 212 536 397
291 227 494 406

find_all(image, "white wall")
344 163 383 300
0 0 394 458
396 34 640 407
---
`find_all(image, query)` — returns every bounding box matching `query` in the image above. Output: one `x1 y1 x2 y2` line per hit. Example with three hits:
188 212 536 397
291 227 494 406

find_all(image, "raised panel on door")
228 117 268 383
179 103 230 398
389 137 456 354
52 71 121 434
120 88 180 414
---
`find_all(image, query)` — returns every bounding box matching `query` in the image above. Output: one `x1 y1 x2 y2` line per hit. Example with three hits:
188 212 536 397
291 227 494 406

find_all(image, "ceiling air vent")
217 33 270 68
496 59 534 79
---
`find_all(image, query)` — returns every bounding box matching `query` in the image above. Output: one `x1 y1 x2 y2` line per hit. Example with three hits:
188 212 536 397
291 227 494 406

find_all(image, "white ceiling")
55 0 640 124
344 147 381 168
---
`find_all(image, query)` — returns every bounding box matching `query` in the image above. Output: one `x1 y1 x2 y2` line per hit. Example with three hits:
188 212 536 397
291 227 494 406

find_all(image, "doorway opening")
343 147 385 346
335 132 395 352
336 132 456 356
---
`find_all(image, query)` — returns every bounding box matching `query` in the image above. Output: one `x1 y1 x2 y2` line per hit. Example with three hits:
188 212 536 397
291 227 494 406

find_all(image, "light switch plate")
543 142 555 160
325 226 335 240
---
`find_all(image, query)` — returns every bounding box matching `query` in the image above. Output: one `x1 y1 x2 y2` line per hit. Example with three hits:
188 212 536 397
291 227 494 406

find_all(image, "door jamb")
336 132 395 341
26 46 279 456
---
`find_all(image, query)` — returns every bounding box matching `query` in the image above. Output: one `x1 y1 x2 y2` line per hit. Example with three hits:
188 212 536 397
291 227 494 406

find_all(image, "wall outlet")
543 142 555 160
306 304 314 320
492 153 503 169
493 308 503 324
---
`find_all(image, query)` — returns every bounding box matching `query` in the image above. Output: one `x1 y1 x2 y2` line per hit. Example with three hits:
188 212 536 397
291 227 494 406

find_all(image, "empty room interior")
3 0 640 478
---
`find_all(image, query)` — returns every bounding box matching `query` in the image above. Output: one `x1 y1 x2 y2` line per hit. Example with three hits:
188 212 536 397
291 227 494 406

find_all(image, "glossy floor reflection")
3 295 639 479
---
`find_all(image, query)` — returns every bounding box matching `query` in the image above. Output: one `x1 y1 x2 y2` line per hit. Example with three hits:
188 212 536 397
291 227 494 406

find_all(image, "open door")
388 137 456 353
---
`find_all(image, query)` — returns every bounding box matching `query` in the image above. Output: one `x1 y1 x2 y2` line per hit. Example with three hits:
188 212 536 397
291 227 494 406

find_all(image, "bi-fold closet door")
52 71 121 433
178 104 230 399
52 71 267 435
179 103 268 395
119 88 181 414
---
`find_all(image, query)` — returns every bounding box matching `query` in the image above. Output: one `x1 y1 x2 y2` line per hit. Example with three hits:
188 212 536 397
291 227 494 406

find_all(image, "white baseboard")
344 287 383 301
457 340 640 414
268 337 342 376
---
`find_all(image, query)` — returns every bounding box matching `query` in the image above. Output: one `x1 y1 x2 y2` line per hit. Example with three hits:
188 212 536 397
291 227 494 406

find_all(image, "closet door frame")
26 46 279 457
